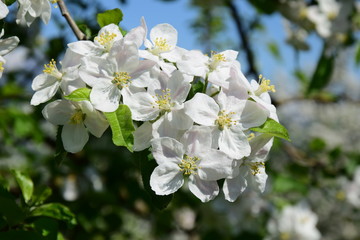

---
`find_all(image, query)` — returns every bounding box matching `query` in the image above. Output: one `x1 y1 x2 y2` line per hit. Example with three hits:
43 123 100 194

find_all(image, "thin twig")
57 0 86 40
225 0 258 78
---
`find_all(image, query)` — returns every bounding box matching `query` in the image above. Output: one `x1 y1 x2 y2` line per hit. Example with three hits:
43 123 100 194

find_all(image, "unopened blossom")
266 203 321 240
184 92 268 159
31 49 85 106
79 40 155 112
0 30 20 78
16 0 52 26
223 134 273 202
150 126 235 202
42 99 109 153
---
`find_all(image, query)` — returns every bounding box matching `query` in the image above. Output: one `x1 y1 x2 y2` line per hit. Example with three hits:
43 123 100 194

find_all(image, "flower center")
95 31 117 52
111 72 131 89
247 133 255 141
69 109 85 125
152 37 171 54
254 74 276 96
43 59 63 79
0 62 4 72
248 162 265 175
152 88 174 112
210 51 227 69
215 110 236 130
178 155 201 175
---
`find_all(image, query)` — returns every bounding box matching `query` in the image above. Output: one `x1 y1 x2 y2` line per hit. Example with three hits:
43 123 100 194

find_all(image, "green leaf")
31 186 52 206
30 203 77 226
135 150 173 210
273 175 307 194
0 187 26 226
78 24 92 40
250 118 291 141
5 0 16 6
187 78 204 100
104 104 135 152
97 8 123 28
64 88 91 102
0 230 40 240
12 170 34 204
355 41 360 66
306 48 335 94
267 41 281 61
33 218 58 240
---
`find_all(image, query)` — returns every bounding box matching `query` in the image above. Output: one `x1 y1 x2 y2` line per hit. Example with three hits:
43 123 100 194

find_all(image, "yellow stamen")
178 155 201 175
95 32 117 52
111 72 131 89
0 62 4 72
249 162 265 175
152 88 173 112
50 0 58 7
254 74 276 95
210 51 227 70
69 109 85 125
215 110 237 130
153 37 171 53
43 59 62 79
247 133 255 141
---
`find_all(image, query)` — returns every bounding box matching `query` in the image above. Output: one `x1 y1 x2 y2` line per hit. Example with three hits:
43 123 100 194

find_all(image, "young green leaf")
31 186 53 206
64 88 91 102
104 104 135 152
250 118 291 141
30 203 77 226
97 8 123 28
12 170 34 204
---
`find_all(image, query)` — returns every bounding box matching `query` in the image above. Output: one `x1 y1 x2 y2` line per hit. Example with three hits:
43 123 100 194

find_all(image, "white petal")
151 137 184 165
167 70 191 103
67 41 100 57
79 56 110 87
150 23 177 50
150 164 184 195
62 123 89 153
0 36 20 55
239 100 269 129
30 80 60 106
133 122 153 151
180 125 213 154
223 174 247 202
0 1 9 20
167 108 193 130
125 92 159 121
247 165 268 193
184 93 218 126
42 99 75 125
188 175 219 202
218 126 250 159
130 59 156 79
82 102 109 138
90 82 120 112
152 115 185 140
208 67 230 89
197 149 234 180
177 50 208 77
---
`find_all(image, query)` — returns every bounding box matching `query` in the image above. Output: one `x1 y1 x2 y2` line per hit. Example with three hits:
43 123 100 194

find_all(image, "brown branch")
225 0 258 78
57 0 86 40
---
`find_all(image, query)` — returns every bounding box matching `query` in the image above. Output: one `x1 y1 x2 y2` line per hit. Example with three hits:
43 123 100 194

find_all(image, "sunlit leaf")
250 118 291 141
30 203 77 226
97 8 123 28
64 88 91 102
12 170 34 204
104 104 135 152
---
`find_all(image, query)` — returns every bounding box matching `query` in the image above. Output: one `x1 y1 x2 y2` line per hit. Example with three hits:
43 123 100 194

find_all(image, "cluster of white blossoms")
266 203 321 240
30 17 280 202
0 0 58 78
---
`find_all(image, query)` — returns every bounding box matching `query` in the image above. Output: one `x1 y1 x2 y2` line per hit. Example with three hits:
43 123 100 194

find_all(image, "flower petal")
218 125 250 159
90 82 120 112
151 137 184 165
42 99 75 125
197 149 234 180
133 121 153 151
188 175 219 202
223 174 247 202
62 123 89 153
184 93 219 126
150 164 184 195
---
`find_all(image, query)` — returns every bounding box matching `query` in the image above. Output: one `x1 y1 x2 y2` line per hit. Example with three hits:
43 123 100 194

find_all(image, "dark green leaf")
187 79 204 100
31 186 52 206
135 150 173 210
97 8 123 28
0 187 26 226
306 49 335 94
355 41 360 66
12 170 33 204
104 104 135 152
0 230 40 240
30 203 77 226
64 88 91 102
250 118 291 141
5 0 16 6
78 24 92 40
33 218 58 240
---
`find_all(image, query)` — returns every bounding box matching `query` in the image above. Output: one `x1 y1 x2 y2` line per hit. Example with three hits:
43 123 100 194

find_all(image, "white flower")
16 0 52 26
184 92 268 159
344 166 360 208
0 1 9 20
79 40 155 112
223 134 273 202
30 48 85 106
266 203 321 240
150 126 234 202
0 30 20 78
42 99 109 153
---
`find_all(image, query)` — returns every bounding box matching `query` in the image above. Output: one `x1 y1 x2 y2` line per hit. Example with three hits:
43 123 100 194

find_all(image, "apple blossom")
16 0 52 26
0 30 20 78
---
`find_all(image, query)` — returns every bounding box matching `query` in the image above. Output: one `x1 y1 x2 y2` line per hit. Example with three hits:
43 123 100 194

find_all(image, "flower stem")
57 0 86 40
